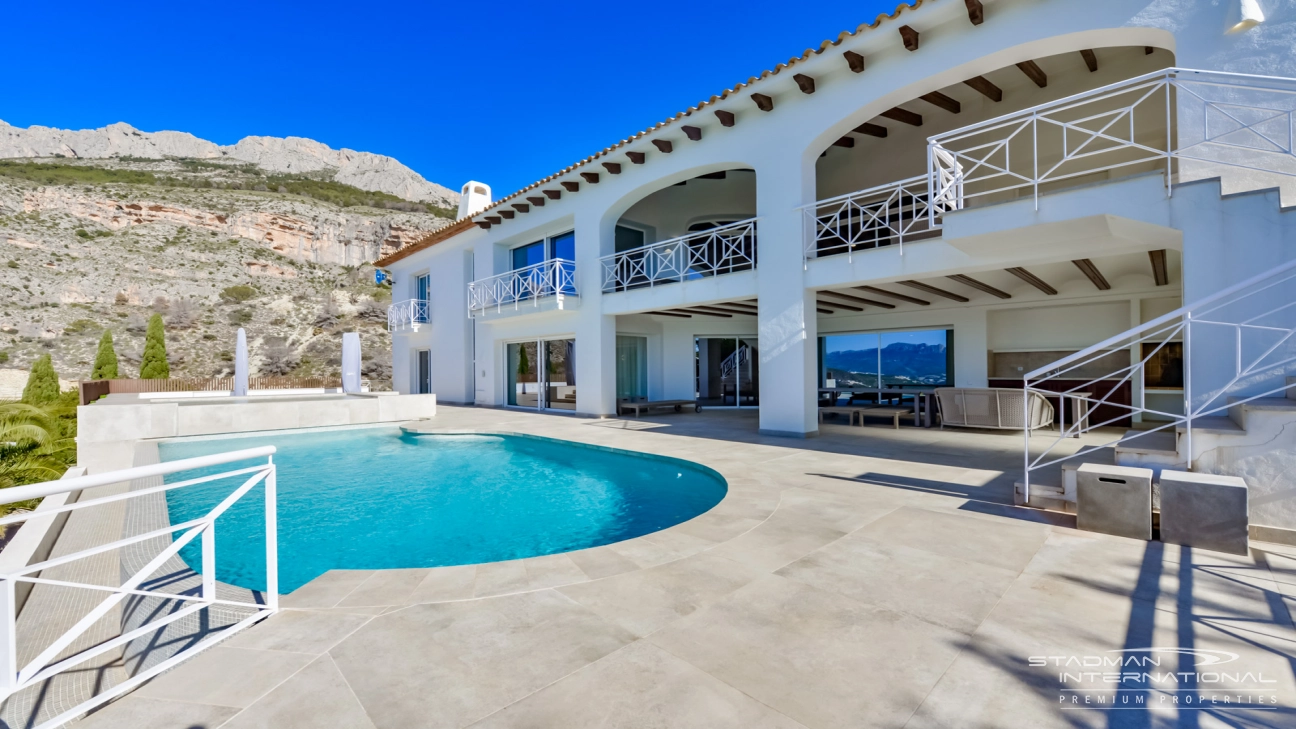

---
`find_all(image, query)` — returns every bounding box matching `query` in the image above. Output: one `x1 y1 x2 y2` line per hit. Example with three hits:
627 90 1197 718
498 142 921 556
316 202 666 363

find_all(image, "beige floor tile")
220 656 377 729
522 553 588 589
74 697 239 729
854 506 1050 573
566 545 644 580
468 640 808 729
649 575 967 729
280 570 375 609
134 646 314 708
406 564 478 604
336 568 433 607
558 551 766 637
777 530 1018 634
473 559 531 597
329 589 636 729
224 609 373 655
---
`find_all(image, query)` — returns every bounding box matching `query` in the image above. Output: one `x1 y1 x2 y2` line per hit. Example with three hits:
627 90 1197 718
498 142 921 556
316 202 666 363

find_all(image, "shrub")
220 285 257 303
21 355 60 405
7 260 17 269
139 314 170 379
63 318 99 335
167 298 197 329
0 351 7 364
91 330 119 379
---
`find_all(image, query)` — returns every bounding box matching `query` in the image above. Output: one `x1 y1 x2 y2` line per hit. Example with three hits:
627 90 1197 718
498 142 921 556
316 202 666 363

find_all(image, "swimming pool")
159 427 727 593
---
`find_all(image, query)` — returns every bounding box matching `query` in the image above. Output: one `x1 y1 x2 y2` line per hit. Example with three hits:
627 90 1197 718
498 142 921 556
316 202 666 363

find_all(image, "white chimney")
457 181 492 219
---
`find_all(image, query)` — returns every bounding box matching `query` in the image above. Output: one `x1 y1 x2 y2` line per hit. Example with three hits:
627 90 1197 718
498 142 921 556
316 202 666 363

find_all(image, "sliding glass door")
616 336 648 402
507 338 576 411
819 329 952 404
695 336 759 408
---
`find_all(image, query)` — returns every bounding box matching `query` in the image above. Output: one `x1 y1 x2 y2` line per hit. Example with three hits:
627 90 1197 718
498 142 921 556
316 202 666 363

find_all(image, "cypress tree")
139 314 170 379
91 330 119 380
21 354 60 405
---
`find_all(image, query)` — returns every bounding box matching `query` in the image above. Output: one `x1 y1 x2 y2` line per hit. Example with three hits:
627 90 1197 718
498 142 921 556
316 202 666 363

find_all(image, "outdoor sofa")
933 387 1054 431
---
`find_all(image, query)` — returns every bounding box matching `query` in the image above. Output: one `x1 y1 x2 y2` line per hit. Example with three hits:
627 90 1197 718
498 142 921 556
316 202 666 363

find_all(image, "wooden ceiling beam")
526 196 545 207
818 298 863 312
602 162 621 174
543 189 562 200
819 290 889 309
817 307 835 315
898 25 919 51
1149 249 1169 286
579 172 600 184
880 107 923 127
854 285 930 306
919 91 961 114
652 139 673 153
1072 259 1111 290
626 151 646 164
715 109 736 127
475 221 491 230
964 0 984 25
560 181 580 192
751 93 774 112
1016 60 1047 88
947 274 1011 299
498 210 515 220
648 311 691 318
854 122 888 138
843 50 865 73
674 307 732 318
511 203 529 213
832 137 855 148
793 74 816 94
714 301 759 312
697 171 727 180
682 125 702 141
485 215 502 225
963 75 1003 102
691 305 755 316
1080 49 1098 73
899 280 968 302
1005 267 1058 295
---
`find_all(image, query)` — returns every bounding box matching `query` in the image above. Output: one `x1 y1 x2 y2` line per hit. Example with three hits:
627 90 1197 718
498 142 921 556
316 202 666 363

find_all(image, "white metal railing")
467 258 577 317
387 299 430 332
1022 258 1296 503
601 218 758 292
719 345 750 381
929 67 1296 219
0 447 278 728
799 175 950 263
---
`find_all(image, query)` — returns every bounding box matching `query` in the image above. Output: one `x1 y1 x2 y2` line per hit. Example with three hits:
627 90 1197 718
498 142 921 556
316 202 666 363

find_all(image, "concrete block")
1159 470 1249 555
377 393 437 422
1076 463 1153 541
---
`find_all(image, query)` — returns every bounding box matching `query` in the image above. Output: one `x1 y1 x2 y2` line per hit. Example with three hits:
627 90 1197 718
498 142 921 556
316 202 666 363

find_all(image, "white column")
574 209 617 417
755 151 818 437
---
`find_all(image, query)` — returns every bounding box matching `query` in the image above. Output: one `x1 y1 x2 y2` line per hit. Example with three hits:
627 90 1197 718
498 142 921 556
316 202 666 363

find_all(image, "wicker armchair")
934 387 1055 431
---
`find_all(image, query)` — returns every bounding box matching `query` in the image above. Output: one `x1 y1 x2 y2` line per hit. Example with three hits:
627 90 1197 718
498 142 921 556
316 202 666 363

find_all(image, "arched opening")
606 168 757 291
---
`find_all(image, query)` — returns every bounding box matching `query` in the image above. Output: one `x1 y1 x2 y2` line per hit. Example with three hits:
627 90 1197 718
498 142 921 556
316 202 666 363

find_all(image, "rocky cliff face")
21 187 434 266
0 120 459 206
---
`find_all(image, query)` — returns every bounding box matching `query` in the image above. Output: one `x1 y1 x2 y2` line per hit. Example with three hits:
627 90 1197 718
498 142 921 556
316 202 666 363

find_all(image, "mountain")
0 136 463 389
825 342 948 385
0 121 458 207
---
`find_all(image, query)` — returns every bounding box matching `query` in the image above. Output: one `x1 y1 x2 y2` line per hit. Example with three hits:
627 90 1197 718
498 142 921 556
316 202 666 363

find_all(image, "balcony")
601 218 758 292
467 258 578 319
927 67 1296 214
387 299 429 333
801 175 948 263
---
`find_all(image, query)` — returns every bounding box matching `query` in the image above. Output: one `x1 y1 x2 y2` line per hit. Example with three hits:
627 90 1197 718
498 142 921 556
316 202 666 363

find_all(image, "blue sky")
2 1 899 198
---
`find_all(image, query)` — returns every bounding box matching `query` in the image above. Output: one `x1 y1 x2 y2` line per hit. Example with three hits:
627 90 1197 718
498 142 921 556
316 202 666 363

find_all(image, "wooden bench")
858 406 912 430
818 406 867 425
618 399 701 417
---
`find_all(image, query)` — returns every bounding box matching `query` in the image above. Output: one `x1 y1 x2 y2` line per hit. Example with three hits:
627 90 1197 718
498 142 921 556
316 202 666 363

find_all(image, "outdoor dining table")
818 388 936 428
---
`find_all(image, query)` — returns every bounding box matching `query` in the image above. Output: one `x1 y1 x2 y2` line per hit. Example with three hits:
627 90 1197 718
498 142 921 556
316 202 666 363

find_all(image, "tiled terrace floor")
75 406 1296 728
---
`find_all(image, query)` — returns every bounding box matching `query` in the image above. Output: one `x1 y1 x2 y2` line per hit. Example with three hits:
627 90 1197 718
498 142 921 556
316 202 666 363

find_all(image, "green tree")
92 330 119 379
139 314 170 379
21 355 60 405
517 346 530 376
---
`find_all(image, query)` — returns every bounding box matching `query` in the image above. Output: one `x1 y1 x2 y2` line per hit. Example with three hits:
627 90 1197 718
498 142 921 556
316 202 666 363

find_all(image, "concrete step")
1013 481 1075 514
1177 416 1243 435
1288 377 1295 401
1114 429 1178 456
1235 397 1296 412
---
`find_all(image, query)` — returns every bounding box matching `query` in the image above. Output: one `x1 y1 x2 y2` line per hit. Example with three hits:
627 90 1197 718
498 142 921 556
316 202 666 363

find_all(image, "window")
511 241 545 270
1142 341 1184 389
819 329 952 390
414 274 430 323
548 231 575 261
510 231 574 270
615 225 645 253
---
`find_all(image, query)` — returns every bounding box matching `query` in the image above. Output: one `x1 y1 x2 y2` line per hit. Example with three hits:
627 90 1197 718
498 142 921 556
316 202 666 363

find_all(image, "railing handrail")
469 257 574 288
795 175 929 211
928 67 1296 147
0 446 277 505
1024 257 1296 381
597 218 760 264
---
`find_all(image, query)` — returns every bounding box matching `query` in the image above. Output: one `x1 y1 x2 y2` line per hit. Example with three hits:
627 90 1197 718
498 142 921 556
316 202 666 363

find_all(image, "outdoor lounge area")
65 405 1296 729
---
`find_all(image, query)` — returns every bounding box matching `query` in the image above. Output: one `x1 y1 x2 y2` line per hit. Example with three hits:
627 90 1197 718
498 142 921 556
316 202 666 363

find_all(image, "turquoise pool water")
159 428 727 593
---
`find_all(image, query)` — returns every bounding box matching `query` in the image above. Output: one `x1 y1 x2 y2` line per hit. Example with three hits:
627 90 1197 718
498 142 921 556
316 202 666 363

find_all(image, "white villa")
379 1 1296 532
